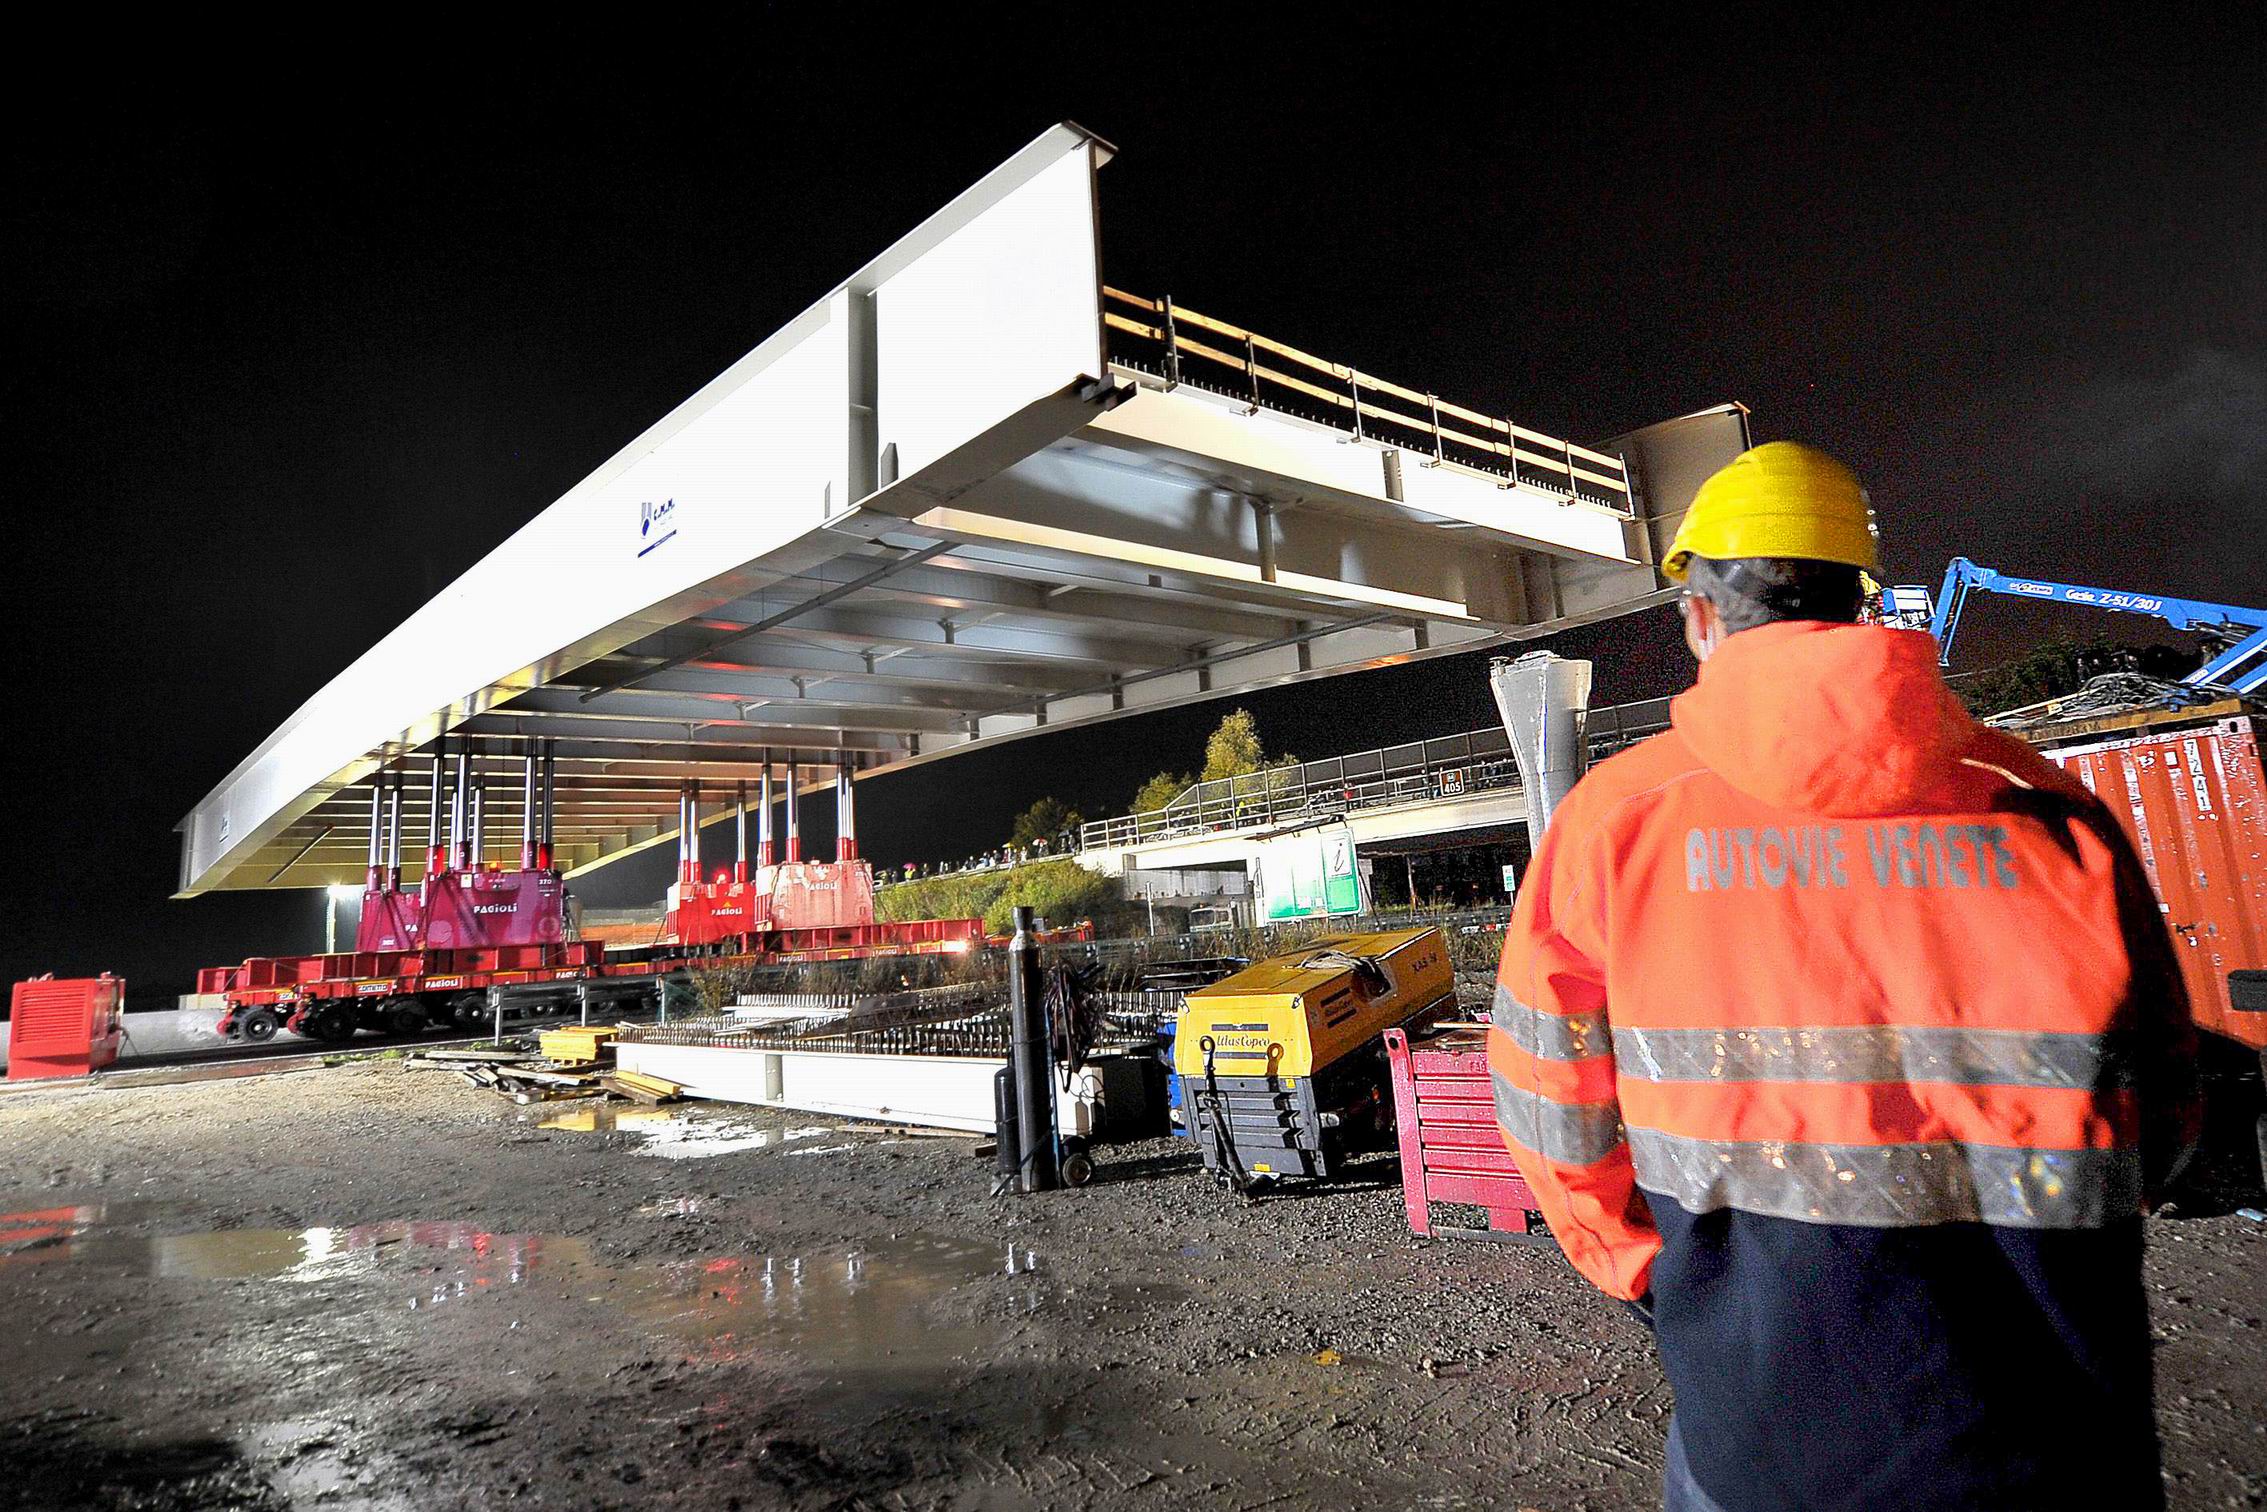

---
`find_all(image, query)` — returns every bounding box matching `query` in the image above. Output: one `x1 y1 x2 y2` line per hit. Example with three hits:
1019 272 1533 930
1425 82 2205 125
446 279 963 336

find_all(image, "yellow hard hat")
1661 441 1881 582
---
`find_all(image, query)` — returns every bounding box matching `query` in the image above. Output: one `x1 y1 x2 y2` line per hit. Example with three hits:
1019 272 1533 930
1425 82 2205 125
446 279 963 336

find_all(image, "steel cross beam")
577 539 953 703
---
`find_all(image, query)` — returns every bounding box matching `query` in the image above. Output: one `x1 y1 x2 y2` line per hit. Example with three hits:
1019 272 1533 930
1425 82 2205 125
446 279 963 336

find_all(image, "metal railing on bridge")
1103 288 1636 516
1079 697 1674 851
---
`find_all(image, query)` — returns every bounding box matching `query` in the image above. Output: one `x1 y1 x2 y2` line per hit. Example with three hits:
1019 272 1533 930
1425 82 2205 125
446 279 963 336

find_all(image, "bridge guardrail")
1103 288 1635 516
1079 699 1674 852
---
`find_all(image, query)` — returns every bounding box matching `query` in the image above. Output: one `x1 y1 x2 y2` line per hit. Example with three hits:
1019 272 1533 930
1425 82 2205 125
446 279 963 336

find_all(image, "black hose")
1197 1035 1254 1197
1043 963 1106 1089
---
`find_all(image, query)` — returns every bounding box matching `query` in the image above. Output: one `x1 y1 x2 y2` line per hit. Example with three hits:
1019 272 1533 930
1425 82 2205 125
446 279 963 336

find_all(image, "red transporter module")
202 738 590 1043
415 745 570 951
665 757 979 955
664 775 762 947
204 745 985 1048
7 974 125 1081
768 764 879 930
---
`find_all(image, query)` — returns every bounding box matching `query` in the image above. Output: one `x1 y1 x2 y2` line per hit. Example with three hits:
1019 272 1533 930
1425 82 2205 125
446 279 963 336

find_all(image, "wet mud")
0 1059 2259 1509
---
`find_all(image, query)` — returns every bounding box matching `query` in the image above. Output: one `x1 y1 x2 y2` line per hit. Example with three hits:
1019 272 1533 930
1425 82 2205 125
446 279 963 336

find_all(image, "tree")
1953 638 2197 717
1201 708 1268 782
1130 771 1192 814
1009 796 1082 848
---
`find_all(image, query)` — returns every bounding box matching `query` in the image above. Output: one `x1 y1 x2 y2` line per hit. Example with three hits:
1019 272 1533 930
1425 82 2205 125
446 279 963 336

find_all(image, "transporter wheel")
448 992 485 1031
305 1004 356 1044
236 1007 280 1043
1061 1149 1094 1188
380 997 427 1036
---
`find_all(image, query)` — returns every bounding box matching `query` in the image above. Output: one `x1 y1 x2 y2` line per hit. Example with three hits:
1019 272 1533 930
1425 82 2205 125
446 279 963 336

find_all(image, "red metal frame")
200 941 607 1036
1384 1023 1547 1243
199 919 989 1039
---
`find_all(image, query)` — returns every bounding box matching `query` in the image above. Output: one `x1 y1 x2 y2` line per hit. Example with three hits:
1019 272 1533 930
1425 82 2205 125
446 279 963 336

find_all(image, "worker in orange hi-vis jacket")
1489 441 2201 1512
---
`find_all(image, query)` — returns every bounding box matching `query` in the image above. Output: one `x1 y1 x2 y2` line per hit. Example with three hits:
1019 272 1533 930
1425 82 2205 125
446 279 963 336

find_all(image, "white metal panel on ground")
616 1041 1121 1136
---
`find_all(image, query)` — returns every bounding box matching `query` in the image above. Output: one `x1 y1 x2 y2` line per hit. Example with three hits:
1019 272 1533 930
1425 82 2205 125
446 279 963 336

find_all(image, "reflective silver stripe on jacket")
1492 985 1610 1063
1492 1070 1625 1166
1612 1024 2135 1091
1626 1127 2143 1229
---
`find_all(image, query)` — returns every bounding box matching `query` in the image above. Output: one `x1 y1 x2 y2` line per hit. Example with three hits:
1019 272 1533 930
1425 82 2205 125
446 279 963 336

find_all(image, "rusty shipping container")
2024 701 2266 1052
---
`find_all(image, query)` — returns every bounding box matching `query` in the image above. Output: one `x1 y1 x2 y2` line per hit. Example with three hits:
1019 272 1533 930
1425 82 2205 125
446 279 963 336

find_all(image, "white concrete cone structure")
1489 651 1594 841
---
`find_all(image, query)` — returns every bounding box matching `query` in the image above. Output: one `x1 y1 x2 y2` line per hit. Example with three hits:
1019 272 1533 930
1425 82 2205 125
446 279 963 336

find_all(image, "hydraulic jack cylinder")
520 750 537 871
758 755 776 868
734 781 749 884
425 751 447 880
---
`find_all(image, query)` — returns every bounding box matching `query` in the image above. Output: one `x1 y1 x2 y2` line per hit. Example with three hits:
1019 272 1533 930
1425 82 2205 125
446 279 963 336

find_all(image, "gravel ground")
0 1052 2259 1511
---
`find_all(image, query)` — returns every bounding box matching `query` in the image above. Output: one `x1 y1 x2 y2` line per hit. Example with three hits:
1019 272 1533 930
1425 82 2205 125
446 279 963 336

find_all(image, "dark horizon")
7 8 2262 995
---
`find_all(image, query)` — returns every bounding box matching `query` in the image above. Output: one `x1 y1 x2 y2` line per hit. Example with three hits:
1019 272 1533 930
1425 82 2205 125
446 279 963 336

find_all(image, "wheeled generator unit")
1173 927 1452 1189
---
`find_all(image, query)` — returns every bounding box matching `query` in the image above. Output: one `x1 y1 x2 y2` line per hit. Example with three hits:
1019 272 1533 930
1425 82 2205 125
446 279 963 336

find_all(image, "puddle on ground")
534 1104 672 1133
0 1204 1027 1370
1 1211 546 1285
525 1104 854 1160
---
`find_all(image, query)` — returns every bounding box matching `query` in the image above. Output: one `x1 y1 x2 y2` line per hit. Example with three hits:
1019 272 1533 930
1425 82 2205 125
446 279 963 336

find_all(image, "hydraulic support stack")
667 780 762 945
358 765 421 951
362 743 575 956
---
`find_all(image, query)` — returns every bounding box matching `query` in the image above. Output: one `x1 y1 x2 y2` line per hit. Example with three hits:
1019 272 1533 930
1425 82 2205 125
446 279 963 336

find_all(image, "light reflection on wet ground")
0 1189 1196 1509
523 1102 865 1159
0 1203 1025 1366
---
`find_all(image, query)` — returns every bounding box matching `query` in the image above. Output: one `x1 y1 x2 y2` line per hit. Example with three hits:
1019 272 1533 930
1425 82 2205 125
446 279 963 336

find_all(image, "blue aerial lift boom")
1922 557 2267 696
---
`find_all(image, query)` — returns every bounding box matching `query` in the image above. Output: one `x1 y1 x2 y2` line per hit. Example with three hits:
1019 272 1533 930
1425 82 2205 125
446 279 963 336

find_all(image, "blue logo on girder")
638 498 678 558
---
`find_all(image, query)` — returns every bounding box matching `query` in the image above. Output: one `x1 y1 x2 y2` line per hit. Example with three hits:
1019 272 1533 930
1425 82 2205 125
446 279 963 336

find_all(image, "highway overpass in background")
1064 700 1676 909
177 122 1749 897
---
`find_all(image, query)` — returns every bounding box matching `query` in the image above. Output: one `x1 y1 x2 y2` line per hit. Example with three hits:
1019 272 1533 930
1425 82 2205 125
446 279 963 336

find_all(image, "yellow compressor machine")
1174 927 1453 1191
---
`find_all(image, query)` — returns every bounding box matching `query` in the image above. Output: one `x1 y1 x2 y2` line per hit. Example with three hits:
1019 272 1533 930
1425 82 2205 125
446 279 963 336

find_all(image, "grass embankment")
874 858 1128 935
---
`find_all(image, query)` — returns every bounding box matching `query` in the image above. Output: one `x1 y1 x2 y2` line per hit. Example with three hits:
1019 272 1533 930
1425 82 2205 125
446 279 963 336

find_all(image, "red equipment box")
668 876 765 946
8 974 125 1081
1384 1023 1548 1243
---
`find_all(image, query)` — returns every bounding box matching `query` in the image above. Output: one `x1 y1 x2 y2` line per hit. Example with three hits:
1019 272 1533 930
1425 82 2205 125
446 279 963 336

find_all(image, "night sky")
7 9 2262 997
